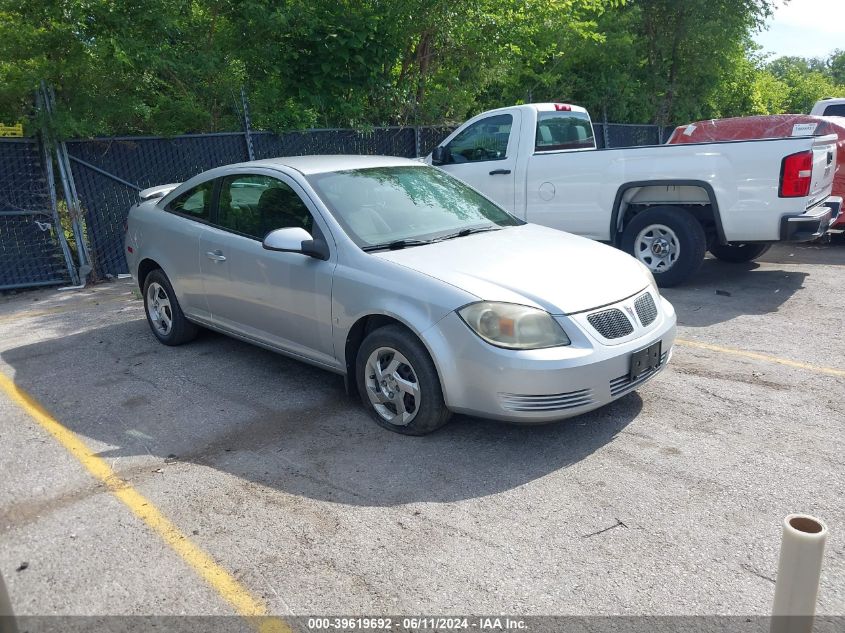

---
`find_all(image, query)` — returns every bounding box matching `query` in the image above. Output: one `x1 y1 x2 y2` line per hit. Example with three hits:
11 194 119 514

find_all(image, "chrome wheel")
634 224 680 272
146 282 173 336
364 347 421 426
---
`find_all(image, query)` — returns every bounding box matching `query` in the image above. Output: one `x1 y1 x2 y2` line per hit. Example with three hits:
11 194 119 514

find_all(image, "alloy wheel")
364 347 421 426
146 282 173 336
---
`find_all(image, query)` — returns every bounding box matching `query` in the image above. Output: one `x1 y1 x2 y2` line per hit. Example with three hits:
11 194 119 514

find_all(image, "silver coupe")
126 156 676 434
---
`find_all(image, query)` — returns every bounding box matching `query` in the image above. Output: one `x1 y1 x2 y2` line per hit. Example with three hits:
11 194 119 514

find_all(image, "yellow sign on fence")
0 123 24 137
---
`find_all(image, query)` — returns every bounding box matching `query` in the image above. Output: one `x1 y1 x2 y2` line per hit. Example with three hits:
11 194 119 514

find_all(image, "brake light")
554 103 572 111
779 150 813 198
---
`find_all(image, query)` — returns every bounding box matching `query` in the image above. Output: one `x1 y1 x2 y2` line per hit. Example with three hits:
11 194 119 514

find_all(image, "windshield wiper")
362 226 502 252
361 238 433 252
432 225 502 242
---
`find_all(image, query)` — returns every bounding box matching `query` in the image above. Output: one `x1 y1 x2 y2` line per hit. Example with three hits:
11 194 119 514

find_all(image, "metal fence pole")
41 82 92 276
241 87 255 161
35 87 79 286
39 134 79 287
602 112 611 149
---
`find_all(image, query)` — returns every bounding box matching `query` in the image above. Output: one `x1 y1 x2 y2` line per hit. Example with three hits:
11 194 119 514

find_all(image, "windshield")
306 166 523 249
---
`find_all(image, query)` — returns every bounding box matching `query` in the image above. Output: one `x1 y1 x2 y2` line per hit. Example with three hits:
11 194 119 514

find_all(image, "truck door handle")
205 250 226 262
489 169 511 175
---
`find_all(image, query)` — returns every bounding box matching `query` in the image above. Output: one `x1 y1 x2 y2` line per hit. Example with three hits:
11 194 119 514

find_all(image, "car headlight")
458 302 570 349
638 262 658 293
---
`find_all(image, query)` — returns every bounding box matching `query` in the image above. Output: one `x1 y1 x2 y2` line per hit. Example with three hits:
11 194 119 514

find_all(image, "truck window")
444 114 512 163
535 111 594 152
823 104 845 117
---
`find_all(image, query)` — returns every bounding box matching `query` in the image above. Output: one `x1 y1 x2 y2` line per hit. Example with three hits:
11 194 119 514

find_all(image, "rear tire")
621 206 707 287
355 325 451 435
142 269 198 346
709 242 771 263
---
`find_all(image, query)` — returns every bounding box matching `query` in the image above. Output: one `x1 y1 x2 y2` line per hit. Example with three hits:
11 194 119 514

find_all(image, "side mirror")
431 145 448 166
262 227 329 261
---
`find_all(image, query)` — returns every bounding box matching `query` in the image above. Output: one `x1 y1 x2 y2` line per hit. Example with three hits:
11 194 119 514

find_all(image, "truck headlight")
458 302 571 349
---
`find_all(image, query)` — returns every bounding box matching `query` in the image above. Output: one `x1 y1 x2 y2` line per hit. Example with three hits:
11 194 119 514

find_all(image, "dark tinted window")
218 174 313 239
444 114 512 163
823 104 845 117
167 180 214 220
535 111 595 151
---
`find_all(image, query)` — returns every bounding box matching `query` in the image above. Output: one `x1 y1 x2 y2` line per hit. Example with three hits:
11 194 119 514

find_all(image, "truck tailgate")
807 134 837 208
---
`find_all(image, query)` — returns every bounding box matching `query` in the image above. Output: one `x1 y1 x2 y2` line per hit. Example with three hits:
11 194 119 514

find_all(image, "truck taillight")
779 150 813 198
554 103 572 111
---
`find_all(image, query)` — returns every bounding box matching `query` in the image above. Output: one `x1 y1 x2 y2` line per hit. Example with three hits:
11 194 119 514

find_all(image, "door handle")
489 169 511 175
205 250 226 262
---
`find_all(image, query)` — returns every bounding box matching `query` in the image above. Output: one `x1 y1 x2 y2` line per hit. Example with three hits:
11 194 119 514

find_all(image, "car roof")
232 154 424 175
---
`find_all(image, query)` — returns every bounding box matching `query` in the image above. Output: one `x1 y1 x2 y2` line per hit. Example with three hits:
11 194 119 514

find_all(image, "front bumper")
779 202 836 241
425 292 677 423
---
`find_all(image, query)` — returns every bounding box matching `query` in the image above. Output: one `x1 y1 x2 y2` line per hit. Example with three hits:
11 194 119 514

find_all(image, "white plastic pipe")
771 514 828 633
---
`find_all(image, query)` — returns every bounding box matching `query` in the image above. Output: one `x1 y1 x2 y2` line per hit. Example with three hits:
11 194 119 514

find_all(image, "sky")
754 0 845 60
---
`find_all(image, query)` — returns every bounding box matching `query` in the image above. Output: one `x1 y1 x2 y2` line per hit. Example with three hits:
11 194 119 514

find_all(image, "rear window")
535 111 595 152
823 104 845 117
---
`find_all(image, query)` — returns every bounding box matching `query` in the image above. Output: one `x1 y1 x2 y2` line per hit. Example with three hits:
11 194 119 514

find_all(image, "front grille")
609 351 669 397
499 388 594 412
587 308 634 339
635 293 658 326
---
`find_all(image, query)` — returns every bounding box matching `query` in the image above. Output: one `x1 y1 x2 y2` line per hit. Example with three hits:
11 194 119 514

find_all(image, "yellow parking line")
675 339 845 378
0 372 289 633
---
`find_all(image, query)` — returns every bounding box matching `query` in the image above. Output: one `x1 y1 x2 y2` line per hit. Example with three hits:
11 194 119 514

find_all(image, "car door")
437 110 522 212
199 171 337 366
158 179 215 320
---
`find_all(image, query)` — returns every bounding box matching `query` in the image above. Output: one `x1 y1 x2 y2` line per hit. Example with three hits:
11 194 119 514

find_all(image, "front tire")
709 242 771 263
142 269 198 346
355 325 451 435
621 206 707 287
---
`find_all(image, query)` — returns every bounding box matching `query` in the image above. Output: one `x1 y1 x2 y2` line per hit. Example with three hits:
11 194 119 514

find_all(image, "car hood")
373 224 651 315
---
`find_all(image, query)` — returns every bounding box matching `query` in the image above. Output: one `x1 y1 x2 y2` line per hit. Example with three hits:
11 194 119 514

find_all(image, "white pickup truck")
811 98 845 117
427 103 840 285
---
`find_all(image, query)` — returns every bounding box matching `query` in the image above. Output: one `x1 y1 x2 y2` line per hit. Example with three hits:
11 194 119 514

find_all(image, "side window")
445 114 512 163
535 112 595 152
167 180 215 221
823 104 845 117
217 174 313 239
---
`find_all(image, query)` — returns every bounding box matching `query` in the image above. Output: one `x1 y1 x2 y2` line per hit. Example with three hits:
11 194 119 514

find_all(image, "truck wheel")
356 325 452 435
709 243 771 263
621 206 706 287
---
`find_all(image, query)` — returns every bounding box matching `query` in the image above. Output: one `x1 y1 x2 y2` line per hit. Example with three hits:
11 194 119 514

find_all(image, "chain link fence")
3 121 670 285
0 138 73 290
252 127 419 160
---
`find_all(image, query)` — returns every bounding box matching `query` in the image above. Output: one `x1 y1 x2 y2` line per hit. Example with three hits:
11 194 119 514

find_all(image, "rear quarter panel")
127 201 208 319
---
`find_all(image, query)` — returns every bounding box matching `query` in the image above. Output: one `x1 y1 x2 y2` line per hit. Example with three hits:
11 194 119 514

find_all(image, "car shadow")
662 258 809 328
1 320 642 507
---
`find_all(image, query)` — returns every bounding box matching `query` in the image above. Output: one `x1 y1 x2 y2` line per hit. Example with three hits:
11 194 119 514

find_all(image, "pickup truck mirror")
262 227 329 261
431 146 448 166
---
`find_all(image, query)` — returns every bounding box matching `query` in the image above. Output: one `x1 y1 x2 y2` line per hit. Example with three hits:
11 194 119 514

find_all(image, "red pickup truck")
667 114 845 231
